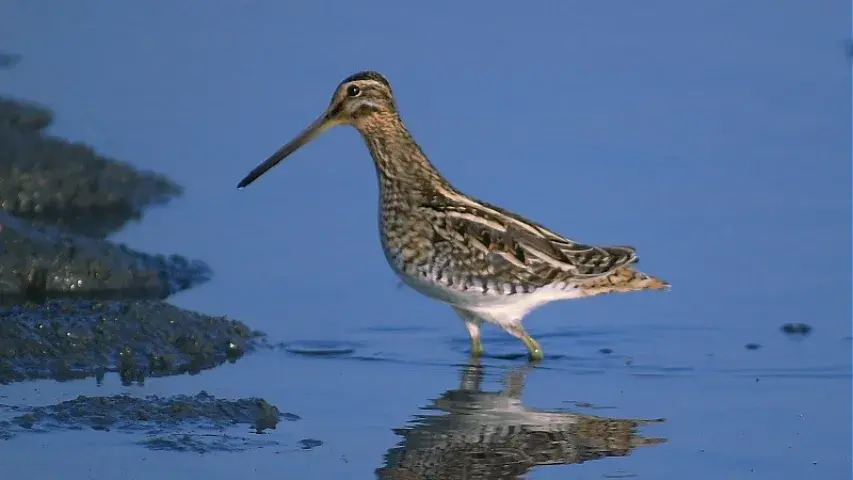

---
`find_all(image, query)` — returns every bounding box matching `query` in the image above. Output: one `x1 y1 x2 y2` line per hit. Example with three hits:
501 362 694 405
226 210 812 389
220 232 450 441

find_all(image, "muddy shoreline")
0 95 284 450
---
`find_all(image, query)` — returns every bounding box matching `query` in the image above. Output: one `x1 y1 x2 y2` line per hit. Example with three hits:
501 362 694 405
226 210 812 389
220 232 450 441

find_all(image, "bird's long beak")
237 103 340 189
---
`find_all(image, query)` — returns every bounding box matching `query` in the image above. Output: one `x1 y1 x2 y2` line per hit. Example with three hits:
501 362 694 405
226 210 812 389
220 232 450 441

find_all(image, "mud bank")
0 97 208 300
0 92 285 451
0 391 286 452
0 96 182 237
0 299 266 384
0 210 210 301
0 96 263 385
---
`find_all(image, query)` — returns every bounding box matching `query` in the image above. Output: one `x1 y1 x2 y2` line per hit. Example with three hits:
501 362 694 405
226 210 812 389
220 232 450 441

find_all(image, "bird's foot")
523 335 544 363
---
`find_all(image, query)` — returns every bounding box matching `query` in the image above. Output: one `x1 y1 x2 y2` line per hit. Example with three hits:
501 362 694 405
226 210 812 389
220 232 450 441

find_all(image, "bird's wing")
419 198 638 280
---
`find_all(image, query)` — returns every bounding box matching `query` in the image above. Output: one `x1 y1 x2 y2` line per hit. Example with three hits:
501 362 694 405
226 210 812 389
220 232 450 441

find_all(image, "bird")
237 70 670 361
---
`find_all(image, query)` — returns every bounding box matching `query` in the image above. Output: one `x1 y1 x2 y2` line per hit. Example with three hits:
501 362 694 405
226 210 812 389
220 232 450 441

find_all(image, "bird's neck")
356 114 448 193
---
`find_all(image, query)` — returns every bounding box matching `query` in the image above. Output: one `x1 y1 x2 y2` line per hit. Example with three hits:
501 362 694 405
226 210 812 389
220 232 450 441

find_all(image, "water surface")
0 2 849 479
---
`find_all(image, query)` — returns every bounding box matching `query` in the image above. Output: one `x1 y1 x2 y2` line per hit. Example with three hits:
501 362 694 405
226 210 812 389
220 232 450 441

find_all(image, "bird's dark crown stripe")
342 70 391 88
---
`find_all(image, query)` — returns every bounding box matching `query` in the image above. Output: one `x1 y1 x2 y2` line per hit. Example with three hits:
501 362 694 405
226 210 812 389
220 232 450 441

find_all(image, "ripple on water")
720 364 852 380
281 340 359 357
358 325 434 334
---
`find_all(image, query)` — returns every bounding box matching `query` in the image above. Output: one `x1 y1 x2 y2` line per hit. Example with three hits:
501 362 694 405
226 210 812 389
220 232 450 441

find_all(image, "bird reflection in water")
376 361 665 479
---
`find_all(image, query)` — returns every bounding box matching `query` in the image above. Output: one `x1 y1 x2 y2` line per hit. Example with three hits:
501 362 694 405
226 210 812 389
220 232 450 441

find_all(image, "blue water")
0 2 850 479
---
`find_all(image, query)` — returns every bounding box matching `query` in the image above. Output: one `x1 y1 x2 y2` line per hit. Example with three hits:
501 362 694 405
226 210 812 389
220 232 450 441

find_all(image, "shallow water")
0 2 850 479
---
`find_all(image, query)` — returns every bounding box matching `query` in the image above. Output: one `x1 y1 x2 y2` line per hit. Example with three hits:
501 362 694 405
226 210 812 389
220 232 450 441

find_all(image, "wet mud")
0 96 182 238
0 98 208 301
0 96 50 132
0 391 284 452
376 362 665 479
0 209 210 301
0 94 287 453
0 299 266 384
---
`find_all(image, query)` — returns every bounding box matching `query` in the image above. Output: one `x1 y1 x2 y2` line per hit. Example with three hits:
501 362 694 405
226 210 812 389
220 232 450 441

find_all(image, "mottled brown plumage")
237 70 670 361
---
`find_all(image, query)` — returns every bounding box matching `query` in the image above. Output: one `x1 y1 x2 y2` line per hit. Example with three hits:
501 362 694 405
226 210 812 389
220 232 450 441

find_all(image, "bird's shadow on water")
374 360 666 479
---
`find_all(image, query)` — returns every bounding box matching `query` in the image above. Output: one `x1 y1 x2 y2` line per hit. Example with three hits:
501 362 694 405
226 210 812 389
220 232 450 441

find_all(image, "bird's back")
378 180 669 309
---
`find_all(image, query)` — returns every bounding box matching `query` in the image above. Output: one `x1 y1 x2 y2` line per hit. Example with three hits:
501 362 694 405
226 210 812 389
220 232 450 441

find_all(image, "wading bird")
237 71 669 361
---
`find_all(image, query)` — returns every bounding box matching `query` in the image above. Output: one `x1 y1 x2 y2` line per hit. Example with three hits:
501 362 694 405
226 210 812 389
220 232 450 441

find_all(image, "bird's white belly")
380 234 583 325
394 266 488 307
380 244 494 307
388 256 583 326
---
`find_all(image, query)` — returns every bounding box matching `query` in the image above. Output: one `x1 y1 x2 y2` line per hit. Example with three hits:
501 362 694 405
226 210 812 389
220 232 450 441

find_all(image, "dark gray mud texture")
0 209 211 301
0 300 266 384
0 96 209 301
0 93 287 451
0 96 183 238
0 391 285 452
0 96 259 385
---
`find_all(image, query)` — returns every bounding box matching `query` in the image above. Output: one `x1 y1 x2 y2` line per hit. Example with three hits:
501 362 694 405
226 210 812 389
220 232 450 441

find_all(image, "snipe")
237 71 669 361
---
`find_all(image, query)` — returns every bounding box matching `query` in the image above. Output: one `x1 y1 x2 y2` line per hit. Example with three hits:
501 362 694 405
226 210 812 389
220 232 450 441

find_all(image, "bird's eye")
347 85 361 97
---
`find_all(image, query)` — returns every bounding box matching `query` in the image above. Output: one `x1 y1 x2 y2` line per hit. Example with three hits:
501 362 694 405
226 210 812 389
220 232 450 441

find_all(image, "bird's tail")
576 266 670 298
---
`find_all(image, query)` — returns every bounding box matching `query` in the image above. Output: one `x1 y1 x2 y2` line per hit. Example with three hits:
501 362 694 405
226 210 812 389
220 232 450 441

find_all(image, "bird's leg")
504 323 544 362
452 307 484 357
467 321 484 357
